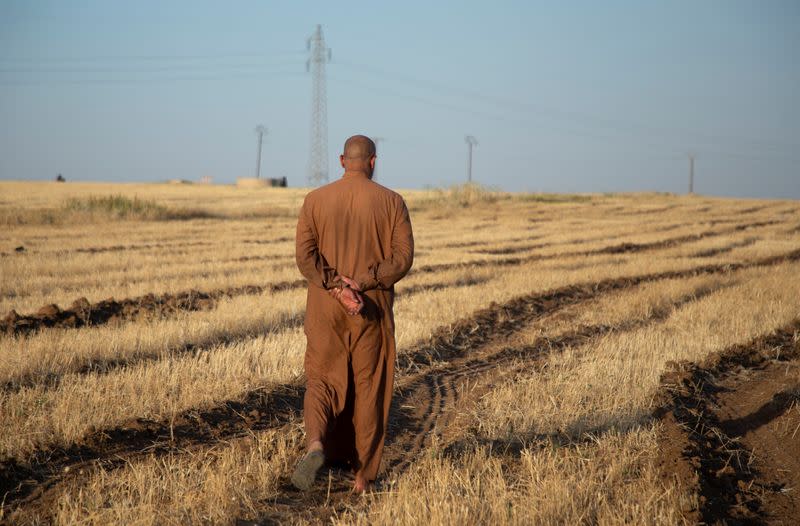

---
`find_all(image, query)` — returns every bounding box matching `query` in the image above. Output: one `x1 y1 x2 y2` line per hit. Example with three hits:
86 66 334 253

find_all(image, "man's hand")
328 279 364 315
340 276 362 291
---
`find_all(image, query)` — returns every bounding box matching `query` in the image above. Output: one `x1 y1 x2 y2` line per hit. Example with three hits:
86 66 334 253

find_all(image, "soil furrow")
384 281 731 477
1 277 490 393
417 220 781 274
470 241 552 255
654 320 800 525
690 237 759 258
2 248 798 517
1 280 304 337
3 220 780 336
252 272 736 522
9 235 294 257
0 257 690 512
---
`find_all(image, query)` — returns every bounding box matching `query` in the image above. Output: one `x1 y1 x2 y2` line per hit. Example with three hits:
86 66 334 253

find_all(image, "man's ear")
369 156 376 169
340 155 346 169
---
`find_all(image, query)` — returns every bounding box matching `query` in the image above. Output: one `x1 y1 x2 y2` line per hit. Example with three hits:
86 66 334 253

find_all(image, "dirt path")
654 320 800 525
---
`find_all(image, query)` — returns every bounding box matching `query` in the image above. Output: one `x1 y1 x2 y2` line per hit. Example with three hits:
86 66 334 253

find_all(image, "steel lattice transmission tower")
306 25 331 186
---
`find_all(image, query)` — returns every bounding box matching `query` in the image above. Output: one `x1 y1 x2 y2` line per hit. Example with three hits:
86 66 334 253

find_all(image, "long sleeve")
295 200 341 290
355 198 414 291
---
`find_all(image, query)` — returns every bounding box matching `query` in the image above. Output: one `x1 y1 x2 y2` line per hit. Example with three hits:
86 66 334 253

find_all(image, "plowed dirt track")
1 182 799 525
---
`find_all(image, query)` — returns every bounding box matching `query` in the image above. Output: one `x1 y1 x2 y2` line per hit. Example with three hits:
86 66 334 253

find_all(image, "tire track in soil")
2 219 778 336
0 277 492 394
3 248 798 519
653 320 800 525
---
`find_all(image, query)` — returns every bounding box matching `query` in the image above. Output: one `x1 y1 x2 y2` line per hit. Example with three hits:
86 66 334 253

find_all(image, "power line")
327 74 800 163
0 51 306 63
334 60 799 155
0 61 301 74
0 70 305 86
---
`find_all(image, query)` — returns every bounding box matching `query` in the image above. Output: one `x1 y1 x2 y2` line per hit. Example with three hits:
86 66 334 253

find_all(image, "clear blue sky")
1 1 798 198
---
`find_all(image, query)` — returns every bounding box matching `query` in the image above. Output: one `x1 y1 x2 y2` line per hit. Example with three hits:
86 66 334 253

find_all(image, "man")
292 135 414 493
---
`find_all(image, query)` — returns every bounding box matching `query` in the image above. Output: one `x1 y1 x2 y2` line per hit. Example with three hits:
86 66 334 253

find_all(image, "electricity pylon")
307 25 331 186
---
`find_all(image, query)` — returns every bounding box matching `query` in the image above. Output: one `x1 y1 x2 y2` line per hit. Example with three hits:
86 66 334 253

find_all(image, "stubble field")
1 180 799 525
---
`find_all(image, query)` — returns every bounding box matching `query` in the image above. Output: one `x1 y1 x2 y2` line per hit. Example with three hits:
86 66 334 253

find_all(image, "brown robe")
295 170 414 481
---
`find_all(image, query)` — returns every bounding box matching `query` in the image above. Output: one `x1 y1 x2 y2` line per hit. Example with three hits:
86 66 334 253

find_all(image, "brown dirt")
0 280 304 337
418 220 781 274
2 237 797 522
252 275 730 524
471 240 551 255
0 260 737 520
690 237 759 258
654 320 800 525
1 235 294 260
738 205 772 215
0 277 490 393
3 220 778 337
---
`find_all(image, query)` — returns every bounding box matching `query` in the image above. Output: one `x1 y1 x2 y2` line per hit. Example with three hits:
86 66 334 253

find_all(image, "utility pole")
687 152 695 194
371 136 385 179
307 25 331 186
465 135 478 183
254 125 267 179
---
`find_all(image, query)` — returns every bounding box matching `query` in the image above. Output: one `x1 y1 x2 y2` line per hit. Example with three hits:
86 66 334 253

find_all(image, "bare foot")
353 474 371 494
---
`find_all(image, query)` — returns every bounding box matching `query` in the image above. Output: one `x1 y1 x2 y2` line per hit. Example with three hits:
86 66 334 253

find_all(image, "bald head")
343 135 376 159
340 135 377 177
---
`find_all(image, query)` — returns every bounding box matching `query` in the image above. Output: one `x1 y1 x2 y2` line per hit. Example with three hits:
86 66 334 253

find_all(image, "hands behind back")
328 276 364 315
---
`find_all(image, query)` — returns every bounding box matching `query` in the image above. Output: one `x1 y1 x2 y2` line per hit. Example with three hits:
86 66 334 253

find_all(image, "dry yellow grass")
1 181 798 525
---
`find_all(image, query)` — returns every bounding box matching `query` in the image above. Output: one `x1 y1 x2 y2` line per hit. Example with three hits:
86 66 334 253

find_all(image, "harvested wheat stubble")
1 219 761 336
417 220 780 274
0 275 491 394
9 262 723 524
384 280 731 480
2 249 799 517
653 319 800 525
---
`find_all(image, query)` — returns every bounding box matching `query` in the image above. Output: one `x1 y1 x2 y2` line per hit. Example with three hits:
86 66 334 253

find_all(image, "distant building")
236 176 288 188
55 174 65 182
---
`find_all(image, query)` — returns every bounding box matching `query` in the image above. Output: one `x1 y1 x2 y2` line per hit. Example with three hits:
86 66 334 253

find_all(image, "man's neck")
343 170 371 180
